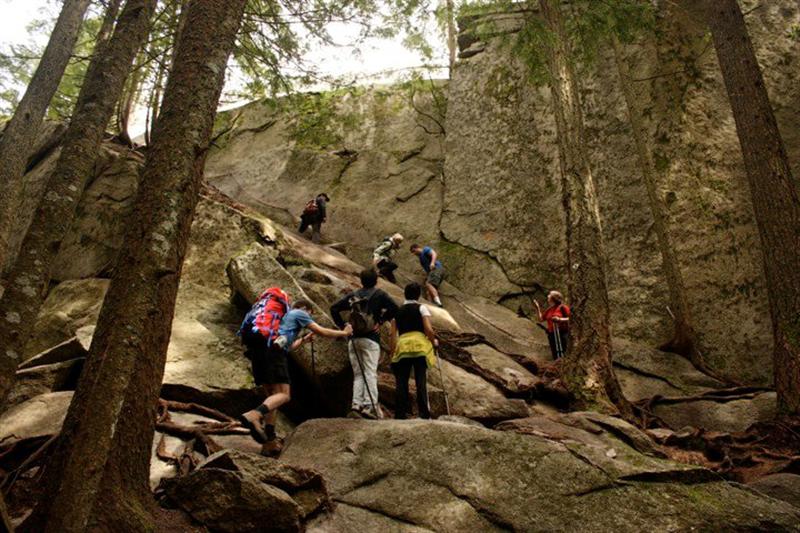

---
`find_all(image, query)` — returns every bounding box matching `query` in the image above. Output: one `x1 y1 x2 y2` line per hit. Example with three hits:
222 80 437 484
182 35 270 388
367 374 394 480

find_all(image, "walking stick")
351 340 378 417
310 338 316 382
434 347 451 416
553 322 563 359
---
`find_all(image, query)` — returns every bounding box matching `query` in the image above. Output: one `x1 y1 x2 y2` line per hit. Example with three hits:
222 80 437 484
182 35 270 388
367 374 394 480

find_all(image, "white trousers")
348 337 381 416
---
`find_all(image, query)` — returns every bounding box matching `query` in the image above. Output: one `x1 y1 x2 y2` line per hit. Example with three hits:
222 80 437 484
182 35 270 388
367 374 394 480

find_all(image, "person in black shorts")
240 300 351 456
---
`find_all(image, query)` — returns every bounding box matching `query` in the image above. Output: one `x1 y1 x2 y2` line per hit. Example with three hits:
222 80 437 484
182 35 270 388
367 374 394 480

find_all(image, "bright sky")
0 0 447 93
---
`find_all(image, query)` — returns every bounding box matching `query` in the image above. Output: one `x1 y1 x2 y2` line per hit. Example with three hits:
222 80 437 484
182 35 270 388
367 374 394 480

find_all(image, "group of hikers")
237 193 571 457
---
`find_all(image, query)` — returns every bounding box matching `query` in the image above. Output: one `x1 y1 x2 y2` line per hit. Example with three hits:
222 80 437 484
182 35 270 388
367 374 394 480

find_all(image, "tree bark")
538 0 631 417
444 0 458 77
0 0 92 271
24 0 247 531
701 0 800 414
95 0 124 50
0 0 157 409
609 36 721 378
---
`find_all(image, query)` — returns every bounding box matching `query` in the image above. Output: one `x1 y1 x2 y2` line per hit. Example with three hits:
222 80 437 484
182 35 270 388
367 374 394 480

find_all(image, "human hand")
534 300 541 309
433 338 439 348
303 332 315 343
343 324 353 336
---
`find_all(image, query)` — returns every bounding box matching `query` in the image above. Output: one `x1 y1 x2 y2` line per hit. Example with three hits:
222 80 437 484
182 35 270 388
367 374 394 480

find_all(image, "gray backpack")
348 289 378 336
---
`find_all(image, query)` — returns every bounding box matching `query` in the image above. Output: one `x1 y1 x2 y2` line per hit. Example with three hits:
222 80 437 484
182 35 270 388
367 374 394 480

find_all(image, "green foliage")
0 11 103 118
286 88 363 148
460 1 654 85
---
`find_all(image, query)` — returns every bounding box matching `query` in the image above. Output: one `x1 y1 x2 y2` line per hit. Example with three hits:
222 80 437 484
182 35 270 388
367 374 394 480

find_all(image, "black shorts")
243 332 291 385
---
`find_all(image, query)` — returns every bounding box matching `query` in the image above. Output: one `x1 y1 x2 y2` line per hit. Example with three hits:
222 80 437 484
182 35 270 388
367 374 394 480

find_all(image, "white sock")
434 296 442 305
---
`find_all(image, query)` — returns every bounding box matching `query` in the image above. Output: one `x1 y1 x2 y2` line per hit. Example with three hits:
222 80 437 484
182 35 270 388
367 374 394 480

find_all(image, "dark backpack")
302 199 319 218
348 289 378 336
238 287 291 345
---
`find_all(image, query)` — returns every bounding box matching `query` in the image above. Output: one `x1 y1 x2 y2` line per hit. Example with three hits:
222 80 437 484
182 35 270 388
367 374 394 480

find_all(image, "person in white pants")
331 268 399 419
348 337 382 417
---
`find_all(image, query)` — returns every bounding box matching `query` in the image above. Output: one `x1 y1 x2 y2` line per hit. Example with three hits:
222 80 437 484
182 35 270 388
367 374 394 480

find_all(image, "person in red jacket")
535 290 570 360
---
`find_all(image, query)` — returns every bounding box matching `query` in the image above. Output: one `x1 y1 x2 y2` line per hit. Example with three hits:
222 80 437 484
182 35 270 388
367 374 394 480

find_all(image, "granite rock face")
283 418 800 532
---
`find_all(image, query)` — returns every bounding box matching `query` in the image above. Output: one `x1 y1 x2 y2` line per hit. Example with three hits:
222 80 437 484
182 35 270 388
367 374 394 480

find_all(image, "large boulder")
652 391 777 433
164 449 330 532
25 279 109 358
284 418 800 532
749 474 800 509
427 357 528 422
7 358 83 406
0 391 72 446
612 338 724 401
52 145 144 281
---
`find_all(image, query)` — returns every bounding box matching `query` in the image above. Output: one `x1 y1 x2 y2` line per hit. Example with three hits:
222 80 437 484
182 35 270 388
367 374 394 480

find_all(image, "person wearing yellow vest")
388 282 438 419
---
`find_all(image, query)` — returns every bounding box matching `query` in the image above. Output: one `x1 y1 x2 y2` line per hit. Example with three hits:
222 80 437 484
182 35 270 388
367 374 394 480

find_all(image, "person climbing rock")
534 291 571 360
298 192 330 243
331 268 398 419
389 282 437 419
239 297 352 456
372 233 404 283
410 243 445 307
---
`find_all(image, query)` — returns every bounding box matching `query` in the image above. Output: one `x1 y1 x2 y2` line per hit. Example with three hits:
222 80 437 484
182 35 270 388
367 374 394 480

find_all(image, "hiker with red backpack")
331 268 399 419
238 289 352 456
534 290 571 360
298 193 330 243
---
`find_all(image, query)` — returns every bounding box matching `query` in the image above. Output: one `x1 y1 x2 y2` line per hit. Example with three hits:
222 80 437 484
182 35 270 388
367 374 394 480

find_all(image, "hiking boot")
260 438 284 457
346 409 365 419
239 410 269 443
360 407 381 420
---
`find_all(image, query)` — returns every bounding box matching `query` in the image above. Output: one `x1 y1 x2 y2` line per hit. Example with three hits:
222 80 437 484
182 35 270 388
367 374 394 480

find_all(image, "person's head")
294 299 314 314
317 193 330 202
547 291 563 306
391 233 404 247
360 268 378 289
404 282 422 301
410 243 422 256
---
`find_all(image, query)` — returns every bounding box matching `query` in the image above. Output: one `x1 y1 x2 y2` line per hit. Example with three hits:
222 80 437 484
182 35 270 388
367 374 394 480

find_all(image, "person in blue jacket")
410 243 445 308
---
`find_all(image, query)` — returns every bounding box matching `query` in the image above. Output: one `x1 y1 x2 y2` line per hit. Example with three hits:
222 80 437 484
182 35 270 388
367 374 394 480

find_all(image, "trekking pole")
310 338 316 382
351 340 378 416
434 346 451 416
553 322 563 359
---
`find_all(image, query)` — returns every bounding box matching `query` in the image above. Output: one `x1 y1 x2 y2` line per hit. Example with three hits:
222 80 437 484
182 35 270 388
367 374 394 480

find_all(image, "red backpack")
302 199 319 217
238 287 291 344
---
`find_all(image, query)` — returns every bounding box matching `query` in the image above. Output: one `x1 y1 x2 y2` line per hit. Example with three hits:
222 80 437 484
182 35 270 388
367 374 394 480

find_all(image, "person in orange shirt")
534 290 571 360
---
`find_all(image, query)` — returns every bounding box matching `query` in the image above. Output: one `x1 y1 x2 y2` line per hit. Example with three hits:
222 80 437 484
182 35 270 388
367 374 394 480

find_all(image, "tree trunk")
24 1 247 530
701 0 800 414
609 36 722 378
95 0 124 50
538 0 631 417
444 0 458 77
0 0 157 409
0 0 92 270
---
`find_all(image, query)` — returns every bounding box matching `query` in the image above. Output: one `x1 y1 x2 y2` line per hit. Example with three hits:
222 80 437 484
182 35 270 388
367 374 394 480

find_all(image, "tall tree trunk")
444 0 458 77
95 0 124 50
0 0 92 270
610 36 723 379
24 1 247 530
0 0 157 409
701 0 800 414
538 0 631 417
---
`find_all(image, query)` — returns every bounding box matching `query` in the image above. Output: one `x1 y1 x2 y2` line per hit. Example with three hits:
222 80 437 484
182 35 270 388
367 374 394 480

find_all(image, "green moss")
653 152 670 172
287 88 364 149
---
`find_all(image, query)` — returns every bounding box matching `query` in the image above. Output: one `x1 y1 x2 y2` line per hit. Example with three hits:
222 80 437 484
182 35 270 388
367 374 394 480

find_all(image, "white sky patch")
0 0 448 106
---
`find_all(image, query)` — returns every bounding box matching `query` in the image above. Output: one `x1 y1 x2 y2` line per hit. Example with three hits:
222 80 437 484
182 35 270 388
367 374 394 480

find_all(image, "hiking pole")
351 340 378 417
434 346 451 416
553 322 563 359
310 338 316 382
